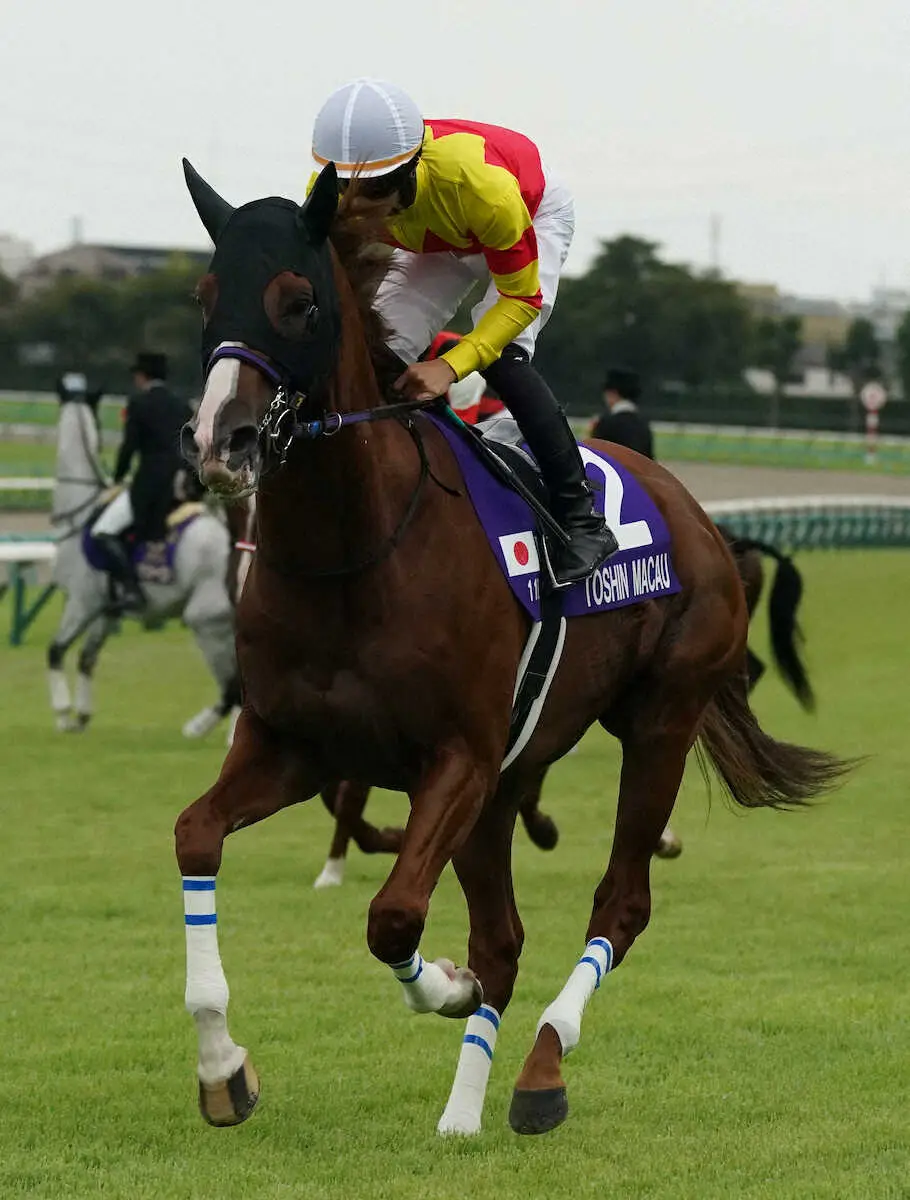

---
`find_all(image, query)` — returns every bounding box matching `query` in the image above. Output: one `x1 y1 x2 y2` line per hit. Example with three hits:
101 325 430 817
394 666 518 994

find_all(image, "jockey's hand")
394 359 457 402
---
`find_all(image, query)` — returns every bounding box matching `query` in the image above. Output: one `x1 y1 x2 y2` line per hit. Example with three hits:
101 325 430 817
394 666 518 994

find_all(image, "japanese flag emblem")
499 531 539 577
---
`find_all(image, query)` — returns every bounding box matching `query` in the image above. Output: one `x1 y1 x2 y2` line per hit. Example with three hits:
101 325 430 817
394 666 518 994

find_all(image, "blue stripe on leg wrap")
462 1033 494 1060
475 1005 500 1029
578 955 603 985
588 937 614 971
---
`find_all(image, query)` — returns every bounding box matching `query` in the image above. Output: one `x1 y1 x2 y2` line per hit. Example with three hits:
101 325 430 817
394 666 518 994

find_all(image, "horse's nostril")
227 425 259 466
180 423 199 463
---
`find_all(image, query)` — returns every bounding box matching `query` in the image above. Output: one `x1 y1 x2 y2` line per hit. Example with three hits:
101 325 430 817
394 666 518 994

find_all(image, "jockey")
89 352 191 610
423 330 504 426
310 79 618 587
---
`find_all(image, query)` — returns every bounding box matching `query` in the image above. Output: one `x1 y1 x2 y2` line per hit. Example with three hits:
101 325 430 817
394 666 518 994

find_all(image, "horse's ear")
183 158 235 243
297 163 338 244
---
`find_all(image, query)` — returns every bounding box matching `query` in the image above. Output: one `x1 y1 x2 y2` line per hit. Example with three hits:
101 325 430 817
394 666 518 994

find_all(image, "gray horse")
46 386 240 738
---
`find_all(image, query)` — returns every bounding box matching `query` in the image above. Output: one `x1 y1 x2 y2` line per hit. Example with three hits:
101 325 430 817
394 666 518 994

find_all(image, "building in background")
858 287 910 345
17 242 209 299
0 234 35 280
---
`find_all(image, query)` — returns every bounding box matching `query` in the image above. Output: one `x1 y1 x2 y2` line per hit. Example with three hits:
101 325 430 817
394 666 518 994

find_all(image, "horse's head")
181 159 342 497
56 372 103 414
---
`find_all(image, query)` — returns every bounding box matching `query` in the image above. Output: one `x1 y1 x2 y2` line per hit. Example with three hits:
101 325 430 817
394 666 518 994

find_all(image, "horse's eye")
286 296 312 317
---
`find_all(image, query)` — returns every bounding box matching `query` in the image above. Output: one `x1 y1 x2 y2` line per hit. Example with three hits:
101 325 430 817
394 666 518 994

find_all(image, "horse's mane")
328 188 402 384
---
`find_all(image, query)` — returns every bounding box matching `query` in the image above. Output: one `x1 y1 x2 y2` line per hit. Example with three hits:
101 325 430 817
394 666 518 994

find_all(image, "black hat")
130 351 168 380
604 367 641 400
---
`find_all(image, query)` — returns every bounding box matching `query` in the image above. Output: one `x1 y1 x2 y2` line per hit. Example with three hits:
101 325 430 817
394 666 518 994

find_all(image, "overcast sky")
3 0 908 300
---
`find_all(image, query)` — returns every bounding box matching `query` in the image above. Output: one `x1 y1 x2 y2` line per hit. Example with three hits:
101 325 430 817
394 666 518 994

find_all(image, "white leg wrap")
391 952 475 1015
437 1005 500 1136
183 876 246 1085
75 672 93 717
536 937 613 1057
313 857 345 889
49 669 71 714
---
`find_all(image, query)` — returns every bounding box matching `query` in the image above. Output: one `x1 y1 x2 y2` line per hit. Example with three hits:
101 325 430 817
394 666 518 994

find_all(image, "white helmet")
312 78 424 179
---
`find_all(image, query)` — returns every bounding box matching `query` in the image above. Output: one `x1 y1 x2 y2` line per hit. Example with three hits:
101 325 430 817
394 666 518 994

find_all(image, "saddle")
82 499 206 587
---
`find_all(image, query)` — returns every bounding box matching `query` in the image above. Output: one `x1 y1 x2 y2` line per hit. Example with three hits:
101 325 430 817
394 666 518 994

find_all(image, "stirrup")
540 521 618 591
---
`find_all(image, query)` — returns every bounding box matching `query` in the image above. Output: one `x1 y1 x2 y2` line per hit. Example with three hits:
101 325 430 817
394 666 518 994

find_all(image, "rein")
52 406 110 531
208 344 433 466
207 345 441 580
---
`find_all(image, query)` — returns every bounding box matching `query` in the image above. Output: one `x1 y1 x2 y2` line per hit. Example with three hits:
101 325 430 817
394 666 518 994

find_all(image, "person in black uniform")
89 352 191 609
589 367 654 460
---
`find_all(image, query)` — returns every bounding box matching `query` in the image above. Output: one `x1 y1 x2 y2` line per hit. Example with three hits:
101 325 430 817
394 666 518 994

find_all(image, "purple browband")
207 345 284 388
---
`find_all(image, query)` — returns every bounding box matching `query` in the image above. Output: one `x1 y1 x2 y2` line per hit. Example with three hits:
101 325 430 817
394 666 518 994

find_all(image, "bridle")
207 344 434 468
204 344 456 579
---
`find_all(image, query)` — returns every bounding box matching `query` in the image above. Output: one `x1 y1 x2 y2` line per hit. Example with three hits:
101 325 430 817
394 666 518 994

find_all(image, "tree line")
530 236 903 408
1 236 908 409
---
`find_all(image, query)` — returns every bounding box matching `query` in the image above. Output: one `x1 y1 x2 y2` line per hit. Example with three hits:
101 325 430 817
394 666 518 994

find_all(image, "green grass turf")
654 428 910 475
0 440 62 478
0 397 124 432
0 551 907 1198
3 422 909 486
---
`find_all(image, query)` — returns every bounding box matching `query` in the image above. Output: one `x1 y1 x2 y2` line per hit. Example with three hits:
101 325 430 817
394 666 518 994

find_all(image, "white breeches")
91 490 133 536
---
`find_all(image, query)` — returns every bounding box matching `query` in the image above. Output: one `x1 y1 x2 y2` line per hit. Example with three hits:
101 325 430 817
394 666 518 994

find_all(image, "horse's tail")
696 669 853 810
731 537 815 712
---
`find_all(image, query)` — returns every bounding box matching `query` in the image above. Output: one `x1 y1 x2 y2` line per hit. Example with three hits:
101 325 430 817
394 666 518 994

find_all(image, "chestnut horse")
176 161 849 1138
223 493 558 877
226 509 810 885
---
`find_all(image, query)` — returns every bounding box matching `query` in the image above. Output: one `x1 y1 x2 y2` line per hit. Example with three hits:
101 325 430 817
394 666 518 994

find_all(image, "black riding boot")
482 347 619 587
94 533 146 612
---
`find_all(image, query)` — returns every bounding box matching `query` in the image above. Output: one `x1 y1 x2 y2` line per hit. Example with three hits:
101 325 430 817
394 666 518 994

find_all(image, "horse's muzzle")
182 421 260 498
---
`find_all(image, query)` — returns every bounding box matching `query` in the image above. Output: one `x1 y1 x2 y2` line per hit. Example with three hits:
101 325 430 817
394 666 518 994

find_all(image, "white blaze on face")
194 342 243 460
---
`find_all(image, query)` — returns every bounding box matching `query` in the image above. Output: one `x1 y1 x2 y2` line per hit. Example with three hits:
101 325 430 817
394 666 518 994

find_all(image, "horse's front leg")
367 745 494 1020
436 782 525 1137
174 708 322 1127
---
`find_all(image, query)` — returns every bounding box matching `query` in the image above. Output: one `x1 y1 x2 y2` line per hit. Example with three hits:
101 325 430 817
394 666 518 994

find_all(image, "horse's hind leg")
47 591 96 731
510 721 697 1135
182 583 237 739
437 785 524 1137
175 709 321 1127
747 646 766 690
72 614 114 729
314 781 405 890
314 781 362 888
518 769 560 850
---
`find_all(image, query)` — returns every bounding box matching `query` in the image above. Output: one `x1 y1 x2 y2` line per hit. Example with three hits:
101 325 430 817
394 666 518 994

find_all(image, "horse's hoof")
508 1086 569 1135
313 858 345 889
436 961 484 1019
182 707 221 740
198 1056 260 1127
655 831 683 859
524 812 559 851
